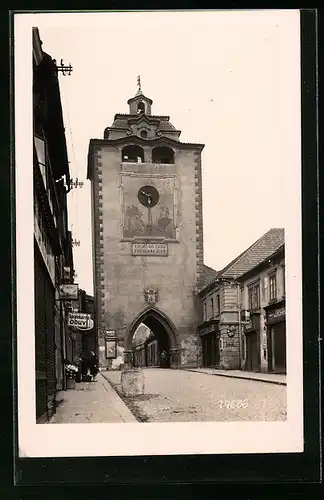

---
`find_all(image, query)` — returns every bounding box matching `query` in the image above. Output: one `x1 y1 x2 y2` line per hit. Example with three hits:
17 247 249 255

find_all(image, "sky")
31 10 300 295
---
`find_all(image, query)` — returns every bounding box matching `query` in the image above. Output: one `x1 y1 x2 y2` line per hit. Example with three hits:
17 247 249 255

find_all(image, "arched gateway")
124 307 180 368
87 83 205 370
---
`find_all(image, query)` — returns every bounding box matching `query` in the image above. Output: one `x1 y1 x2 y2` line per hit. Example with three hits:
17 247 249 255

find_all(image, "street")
103 368 287 423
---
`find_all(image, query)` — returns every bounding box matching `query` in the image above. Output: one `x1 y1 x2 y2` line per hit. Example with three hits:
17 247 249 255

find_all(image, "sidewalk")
50 373 137 423
182 368 286 385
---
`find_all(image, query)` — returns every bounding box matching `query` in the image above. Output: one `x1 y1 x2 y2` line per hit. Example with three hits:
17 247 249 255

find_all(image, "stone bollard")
121 367 145 396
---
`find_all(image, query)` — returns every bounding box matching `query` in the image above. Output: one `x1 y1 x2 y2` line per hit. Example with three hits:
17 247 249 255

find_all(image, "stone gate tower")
87 83 205 369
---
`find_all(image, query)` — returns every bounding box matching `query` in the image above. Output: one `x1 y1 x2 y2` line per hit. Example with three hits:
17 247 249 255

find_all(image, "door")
202 334 213 367
211 334 220 367
246 332 259 372
250 332 259 371
273 322 286 373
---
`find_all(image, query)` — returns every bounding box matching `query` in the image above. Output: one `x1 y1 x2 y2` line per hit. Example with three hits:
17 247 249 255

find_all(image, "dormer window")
140 130 148 138
137 102 145 114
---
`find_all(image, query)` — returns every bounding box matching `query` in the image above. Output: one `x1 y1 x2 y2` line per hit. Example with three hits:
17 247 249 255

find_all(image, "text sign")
106 330 116 339
68 312 90 328
200 325 217 336
132 243 168 256
59 283 79 300
268 307 285 321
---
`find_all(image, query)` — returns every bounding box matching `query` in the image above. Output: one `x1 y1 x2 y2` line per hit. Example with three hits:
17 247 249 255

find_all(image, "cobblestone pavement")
103 368 287 423
50 373 137 423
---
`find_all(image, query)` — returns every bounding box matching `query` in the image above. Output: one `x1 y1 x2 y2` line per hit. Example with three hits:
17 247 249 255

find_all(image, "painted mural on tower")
122 176 176 239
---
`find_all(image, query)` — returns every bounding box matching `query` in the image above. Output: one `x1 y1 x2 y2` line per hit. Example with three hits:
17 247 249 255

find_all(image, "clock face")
138 185 159 208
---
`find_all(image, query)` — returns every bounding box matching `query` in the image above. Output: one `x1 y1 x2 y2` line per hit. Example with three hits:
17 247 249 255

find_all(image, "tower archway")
125 307 179 368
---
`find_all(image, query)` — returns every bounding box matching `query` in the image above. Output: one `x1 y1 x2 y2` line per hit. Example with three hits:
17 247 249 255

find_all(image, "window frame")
269 271 277 302
248 280 260 310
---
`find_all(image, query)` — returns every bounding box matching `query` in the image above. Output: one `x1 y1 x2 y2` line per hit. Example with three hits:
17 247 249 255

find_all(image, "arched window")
122 145 145 163
140 130 148 138
152 146 175 164
137 102 145 114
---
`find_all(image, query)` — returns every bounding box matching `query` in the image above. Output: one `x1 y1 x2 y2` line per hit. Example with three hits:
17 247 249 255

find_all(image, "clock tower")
87 82 205 369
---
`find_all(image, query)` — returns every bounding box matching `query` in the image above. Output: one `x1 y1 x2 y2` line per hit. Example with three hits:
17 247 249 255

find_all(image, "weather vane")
137 74 142 92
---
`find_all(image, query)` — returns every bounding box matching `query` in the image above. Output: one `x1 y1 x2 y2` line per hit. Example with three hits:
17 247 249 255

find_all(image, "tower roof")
127 93 153 105
127 75 153 105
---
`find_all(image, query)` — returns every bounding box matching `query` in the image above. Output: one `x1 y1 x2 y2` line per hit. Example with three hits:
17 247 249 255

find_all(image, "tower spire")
136 74 143 96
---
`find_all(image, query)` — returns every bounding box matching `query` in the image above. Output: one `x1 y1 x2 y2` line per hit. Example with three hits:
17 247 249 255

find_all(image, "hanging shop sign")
105 339 117 359
75 318 94 331
59 283 79 300
68 312 90 328
63 266 73 282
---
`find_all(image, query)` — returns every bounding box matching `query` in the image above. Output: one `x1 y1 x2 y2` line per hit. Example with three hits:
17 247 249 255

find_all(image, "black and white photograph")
15 10 304 458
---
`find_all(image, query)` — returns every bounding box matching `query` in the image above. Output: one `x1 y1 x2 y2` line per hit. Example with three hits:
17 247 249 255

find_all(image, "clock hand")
140 190 150 197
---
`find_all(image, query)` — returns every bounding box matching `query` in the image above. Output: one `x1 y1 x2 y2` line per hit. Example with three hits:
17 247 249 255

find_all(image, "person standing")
160 349 168 368
74 354 82 383
89 350 99 382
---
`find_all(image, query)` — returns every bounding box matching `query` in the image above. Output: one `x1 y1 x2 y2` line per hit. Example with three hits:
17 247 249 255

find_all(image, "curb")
182 369 287 386
100 373 139 422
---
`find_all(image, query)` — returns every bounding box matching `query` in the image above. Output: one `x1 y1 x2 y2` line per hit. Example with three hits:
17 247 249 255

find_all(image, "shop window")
269 272 277 302
137 102 145 114
35 135 47 190
152 146 175 164
122 145 145 163
248 282 260 310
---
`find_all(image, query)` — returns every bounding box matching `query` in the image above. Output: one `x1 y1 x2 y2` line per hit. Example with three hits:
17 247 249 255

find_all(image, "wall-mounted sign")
105 340 117 359
244 320 253 331
68 312 90 328
106 330 116 339
59 283 79 300
268 307 285 321
199 324 218 336
132 243 168 256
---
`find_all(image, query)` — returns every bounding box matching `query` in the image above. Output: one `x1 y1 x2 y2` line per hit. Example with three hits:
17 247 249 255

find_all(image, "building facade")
239 245 286 373
33 28 74 421
198 229 286 373
87 85 205 369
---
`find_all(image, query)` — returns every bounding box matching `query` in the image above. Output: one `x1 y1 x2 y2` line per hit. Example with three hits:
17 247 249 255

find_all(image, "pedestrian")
80 353 88 382
160 349 168 368
74 354 82 383
89 350 99 382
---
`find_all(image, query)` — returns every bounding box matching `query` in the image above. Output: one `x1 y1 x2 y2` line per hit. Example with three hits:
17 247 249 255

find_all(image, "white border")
15 11 303 458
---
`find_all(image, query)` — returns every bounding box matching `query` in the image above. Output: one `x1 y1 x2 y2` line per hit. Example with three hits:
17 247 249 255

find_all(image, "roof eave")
88 136 205 151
